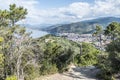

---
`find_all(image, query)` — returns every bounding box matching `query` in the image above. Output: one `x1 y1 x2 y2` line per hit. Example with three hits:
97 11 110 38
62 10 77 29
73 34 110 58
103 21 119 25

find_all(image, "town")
58 33 93 43
58 33 111 50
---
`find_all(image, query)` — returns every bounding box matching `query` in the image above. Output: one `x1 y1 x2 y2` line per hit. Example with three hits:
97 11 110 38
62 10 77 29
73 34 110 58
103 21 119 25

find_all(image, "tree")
106 38 120 71
39 38 75 74
0 37 4 80
97 22 120 80
0 10 9 26
93 25 103 50
74 42 100 66
0 25 39 80
0 4 33 80
13 26 35 80
9 4 27 26
104 22 120 41
98 38 120 80
0 4 27 27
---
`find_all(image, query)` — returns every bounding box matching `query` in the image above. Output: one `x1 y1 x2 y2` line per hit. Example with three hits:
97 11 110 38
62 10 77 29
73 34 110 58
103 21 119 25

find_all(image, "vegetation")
96 22 120 80
0 4 39 80
74 42 100 66
0 4 101 80
1 3 120 80
5 75 17 80
39 35 100 72
37 35 77 73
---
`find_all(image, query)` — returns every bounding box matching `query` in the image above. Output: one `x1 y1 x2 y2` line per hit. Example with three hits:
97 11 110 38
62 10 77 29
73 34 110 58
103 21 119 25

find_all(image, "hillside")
37 34 80 55
43 17 120 34
37 34 100 66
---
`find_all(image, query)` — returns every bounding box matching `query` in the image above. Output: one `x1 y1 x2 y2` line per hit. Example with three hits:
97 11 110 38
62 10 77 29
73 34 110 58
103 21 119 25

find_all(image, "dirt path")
35 66 100 80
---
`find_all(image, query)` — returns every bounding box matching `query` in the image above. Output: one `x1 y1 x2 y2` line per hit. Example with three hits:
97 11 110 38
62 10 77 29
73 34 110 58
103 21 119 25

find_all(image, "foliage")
106 38 120 73
93 25 103 35
9 4 27 26
0 37 4 42
104 22 120 40
24 64 39 80
0 37 4 65
55 48 74 72
93 25 103 50
38 35 101 74
97 22 120 80
0 54 4 65
0 4 39 80
0 10 9 26
2 3 120 80
38 37 74 74
40 62 58 75
5 75 17 80
74 42 100 66
96 52 113 80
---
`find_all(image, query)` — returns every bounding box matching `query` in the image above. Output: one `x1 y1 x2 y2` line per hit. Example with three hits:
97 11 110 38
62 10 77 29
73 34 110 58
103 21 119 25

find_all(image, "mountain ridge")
42 17 120 34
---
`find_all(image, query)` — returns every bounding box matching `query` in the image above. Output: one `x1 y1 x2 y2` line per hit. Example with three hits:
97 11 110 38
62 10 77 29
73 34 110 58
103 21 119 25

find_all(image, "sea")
26 28 49 38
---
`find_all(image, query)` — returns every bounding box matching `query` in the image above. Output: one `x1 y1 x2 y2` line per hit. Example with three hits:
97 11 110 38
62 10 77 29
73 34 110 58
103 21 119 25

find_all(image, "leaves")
104 22 120 40
0 54 4 65
9 4 27 26
5 75 17 80
75 42 100 66
0 37 4 42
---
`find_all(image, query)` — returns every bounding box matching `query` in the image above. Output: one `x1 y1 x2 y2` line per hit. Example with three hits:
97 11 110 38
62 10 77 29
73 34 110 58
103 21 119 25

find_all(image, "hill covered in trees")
43 17 120 34
35 34 100 73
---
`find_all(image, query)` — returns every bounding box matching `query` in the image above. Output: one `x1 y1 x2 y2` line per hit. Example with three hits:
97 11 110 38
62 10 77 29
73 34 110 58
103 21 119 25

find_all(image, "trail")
35 65 100 80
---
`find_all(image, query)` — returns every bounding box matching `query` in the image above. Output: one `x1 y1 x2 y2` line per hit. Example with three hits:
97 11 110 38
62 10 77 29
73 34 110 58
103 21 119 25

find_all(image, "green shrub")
55 49 73 72
5 75 17 80
97 72 115 80
0 37 4 42
74 43 100 66
24 64 39 80
40 62 58 75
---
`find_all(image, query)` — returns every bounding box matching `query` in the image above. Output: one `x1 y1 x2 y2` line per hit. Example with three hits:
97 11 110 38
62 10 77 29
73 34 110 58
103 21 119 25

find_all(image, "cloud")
0 0 120 25
92 0 120 16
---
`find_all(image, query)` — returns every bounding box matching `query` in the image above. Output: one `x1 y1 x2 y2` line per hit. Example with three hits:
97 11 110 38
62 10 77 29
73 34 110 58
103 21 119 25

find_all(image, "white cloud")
92 0 120 16
0 0 120 25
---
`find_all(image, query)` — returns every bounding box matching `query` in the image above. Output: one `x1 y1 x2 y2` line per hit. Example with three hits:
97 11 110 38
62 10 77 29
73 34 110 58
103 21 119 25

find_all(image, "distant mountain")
43 17 120 34
20 24 52 30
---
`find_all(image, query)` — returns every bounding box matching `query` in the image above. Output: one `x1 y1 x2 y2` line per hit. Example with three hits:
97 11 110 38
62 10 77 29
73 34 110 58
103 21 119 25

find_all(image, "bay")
26 28 49 38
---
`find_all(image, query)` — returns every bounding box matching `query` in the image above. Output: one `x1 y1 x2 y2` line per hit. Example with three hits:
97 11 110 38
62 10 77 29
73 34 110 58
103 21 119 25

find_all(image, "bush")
55 49 73 72
74 43 100 66
0 37 4 42
5 75 17 80
40 62 58 75
97 38 120 80
97 72 115 80
24 64 39 80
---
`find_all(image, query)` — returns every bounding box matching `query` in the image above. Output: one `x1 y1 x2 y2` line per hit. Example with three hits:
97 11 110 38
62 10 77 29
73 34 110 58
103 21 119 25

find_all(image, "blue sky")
37 0 94 9
0 0 120 25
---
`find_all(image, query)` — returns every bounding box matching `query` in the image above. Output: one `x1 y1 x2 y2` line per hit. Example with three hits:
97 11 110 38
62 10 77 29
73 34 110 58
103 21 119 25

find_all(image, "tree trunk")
80 43 82 56
99 35 102 50
16 52 22 80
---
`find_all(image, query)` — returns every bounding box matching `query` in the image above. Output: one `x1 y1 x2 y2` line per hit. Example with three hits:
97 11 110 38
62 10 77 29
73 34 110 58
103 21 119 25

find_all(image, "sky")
0 0 120 25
